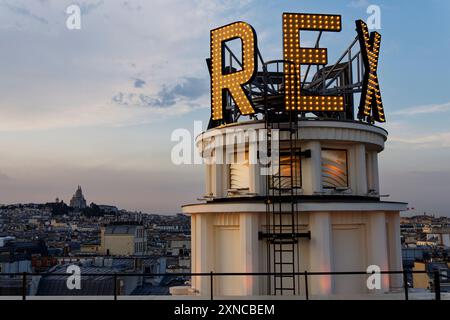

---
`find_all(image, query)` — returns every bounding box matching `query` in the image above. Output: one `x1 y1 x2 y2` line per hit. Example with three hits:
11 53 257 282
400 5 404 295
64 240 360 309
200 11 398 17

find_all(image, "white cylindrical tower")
183 119 406 297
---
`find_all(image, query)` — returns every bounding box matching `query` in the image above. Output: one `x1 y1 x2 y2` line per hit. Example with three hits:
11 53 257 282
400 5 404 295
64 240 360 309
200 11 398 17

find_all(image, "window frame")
228 150 250 190
270 148 302 190
321 148 349 189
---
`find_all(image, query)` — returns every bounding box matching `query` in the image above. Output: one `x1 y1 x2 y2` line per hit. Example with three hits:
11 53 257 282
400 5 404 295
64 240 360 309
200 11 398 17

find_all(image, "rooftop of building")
104 224 142 235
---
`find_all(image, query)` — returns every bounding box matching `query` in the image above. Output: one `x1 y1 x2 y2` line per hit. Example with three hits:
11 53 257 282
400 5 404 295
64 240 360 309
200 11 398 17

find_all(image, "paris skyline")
0 0 449 215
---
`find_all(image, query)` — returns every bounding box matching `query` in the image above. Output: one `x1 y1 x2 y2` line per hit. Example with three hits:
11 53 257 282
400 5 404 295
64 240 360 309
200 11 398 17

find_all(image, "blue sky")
0 0 449 215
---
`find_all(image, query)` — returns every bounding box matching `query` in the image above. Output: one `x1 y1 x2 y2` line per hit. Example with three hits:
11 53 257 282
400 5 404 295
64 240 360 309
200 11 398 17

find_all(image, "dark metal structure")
207 31 366 129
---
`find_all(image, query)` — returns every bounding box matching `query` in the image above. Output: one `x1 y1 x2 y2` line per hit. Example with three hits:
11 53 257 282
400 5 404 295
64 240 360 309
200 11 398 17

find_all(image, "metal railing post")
22 272 27 301
304 271 309 300
434 271 441 301
114 273 118 301
210 271 214 301
403 269 409 301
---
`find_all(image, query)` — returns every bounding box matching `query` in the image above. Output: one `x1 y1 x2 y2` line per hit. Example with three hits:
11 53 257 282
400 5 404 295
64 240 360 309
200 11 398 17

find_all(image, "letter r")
210 22 257 121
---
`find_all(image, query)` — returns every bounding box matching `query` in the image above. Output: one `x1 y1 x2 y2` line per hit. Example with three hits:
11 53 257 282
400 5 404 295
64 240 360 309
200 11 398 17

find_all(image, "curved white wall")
197 120 387 199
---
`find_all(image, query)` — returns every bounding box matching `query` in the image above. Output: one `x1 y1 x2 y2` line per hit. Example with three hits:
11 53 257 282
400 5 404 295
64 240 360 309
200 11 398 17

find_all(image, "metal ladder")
260 112 311 295
258 60 311 295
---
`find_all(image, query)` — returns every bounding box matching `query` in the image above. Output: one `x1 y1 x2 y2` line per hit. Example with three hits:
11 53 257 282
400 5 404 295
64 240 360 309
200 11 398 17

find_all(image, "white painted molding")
182 200 407 214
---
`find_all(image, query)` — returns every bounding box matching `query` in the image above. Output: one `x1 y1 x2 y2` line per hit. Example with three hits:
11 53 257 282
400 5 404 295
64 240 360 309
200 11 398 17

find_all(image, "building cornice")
182 200 407 214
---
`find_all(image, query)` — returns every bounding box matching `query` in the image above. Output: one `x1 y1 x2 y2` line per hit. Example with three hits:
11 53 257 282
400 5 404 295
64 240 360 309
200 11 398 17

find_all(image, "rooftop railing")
0 269 448 301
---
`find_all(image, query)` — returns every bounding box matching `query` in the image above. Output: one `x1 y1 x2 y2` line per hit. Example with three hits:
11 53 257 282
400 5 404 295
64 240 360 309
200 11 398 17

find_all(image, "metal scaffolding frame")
208 32 366 129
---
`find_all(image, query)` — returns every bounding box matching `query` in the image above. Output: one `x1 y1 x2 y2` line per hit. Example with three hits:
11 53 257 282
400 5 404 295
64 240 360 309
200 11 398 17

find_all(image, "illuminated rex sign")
208 12 386 124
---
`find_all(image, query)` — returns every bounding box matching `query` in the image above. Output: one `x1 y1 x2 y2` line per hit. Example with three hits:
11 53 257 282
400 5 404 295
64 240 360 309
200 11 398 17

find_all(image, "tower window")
270 150 301 191
229 151 249 190
321 149 348 189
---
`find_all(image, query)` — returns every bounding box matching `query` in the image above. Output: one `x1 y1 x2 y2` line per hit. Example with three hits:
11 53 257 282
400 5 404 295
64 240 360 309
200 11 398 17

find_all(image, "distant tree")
81 202 105 217
47 201 70 216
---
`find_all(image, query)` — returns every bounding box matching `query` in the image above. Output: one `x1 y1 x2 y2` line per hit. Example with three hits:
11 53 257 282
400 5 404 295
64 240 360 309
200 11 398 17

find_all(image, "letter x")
356 20 385 122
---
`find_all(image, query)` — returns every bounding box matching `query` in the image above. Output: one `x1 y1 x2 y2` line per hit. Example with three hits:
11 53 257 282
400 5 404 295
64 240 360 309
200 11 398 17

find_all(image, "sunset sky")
0 0 449 215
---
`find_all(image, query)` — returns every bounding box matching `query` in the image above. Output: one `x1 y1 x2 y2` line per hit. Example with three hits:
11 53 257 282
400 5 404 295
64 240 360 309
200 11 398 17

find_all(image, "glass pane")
322 149 348 188
270 153 301 190
229 151 249 189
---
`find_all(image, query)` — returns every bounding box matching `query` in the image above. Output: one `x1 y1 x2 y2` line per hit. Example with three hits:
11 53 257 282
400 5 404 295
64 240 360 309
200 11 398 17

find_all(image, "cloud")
386 101 450 149
169 77 208 100
122 1 142 12
113 77 208 108
391 102 450 116
384 101 450 150
390 132 450 149
79 0 104 15
1 2 48 24
133 78 146 88
112 92 174 108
